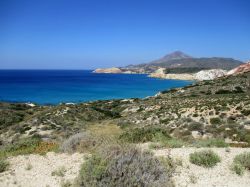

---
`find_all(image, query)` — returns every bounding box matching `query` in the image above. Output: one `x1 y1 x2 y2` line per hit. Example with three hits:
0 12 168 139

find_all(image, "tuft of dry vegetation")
75 144 175 187
60 132 98 153
0 158 9 173
189 150 221 168
231 152 250 175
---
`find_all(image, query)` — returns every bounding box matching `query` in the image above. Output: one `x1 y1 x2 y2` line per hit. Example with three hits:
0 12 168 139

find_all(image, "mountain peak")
162 51 193 61
149 51 193 65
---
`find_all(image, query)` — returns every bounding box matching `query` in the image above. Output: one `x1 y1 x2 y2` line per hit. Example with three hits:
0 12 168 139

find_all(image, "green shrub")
210 117 222 125
242 109 250 116
0 137 58 159
192 113 199 117
231 152 250 175
76 144 175 187
150 138 185 149
0 159 9 173
163 138 185 148
234 86 244 93
189 150 221 168
194 138 228 148
231 163 244 176
51 166 66 177
188 122 204 131
215 89 232 94
119 126 170 143
0 137 40 159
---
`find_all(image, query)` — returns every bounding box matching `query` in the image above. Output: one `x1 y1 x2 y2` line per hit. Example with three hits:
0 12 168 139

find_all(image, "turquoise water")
0 70 192 105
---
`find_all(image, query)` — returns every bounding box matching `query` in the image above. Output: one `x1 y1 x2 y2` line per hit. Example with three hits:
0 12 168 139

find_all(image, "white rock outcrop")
194 69 227 81
149 68 195 80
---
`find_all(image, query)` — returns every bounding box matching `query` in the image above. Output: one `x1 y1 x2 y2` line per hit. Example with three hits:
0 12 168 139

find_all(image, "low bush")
51 166 66 177
231 163 244 176
194 138 228 148
189 150 221 168
0 137 58 159
119 126 170 143
215 89 232 94
188 122 204 131
0 137 40 159
34 142 59 154
60 132 98 153
0 158 9 173
242 109 250 116
75 144 175 187
210 117 222 125
150 138 185 149
231 152 250 175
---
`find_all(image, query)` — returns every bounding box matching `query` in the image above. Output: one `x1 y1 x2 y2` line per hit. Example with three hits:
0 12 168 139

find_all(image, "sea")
0 70 193 105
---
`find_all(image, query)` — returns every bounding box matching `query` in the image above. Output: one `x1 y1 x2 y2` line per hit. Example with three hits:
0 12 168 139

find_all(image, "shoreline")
0 85 194 107
0 71 193 106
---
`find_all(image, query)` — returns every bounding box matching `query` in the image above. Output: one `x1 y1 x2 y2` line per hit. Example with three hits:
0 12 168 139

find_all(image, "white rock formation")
194 69 227 81
149 68 195 80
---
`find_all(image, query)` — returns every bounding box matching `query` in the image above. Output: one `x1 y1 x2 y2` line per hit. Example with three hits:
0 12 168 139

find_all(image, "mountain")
128 51 243 71
94 51 244 74
149 51 192 64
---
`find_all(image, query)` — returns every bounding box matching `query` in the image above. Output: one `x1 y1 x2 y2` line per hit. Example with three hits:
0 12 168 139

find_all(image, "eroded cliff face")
148 68 227 81
227 61 250 75
149 68 195 80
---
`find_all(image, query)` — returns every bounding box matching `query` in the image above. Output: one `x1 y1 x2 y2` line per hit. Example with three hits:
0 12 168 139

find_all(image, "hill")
0 71 249 146
0 71 250 187
128 51 243 71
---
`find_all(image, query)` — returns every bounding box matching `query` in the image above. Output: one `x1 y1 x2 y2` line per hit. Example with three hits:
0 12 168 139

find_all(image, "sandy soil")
0 152 84 187
154 147 250 187
0 148 250 187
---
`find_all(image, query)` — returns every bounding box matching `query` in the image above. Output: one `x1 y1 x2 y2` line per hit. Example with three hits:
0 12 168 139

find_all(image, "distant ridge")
128 51 243 70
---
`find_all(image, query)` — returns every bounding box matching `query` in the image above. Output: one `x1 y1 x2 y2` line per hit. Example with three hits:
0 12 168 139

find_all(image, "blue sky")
0 0 249 69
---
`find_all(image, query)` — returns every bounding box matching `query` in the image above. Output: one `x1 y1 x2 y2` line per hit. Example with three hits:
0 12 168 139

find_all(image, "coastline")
0 70 193 105
93 69 195 81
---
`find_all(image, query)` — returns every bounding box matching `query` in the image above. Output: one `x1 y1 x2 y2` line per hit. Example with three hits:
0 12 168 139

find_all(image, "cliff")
227 61 250 75
149 68 195 80
148 68 227 81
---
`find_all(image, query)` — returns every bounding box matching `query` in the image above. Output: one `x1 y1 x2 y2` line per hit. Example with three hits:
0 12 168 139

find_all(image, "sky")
0 0 249 69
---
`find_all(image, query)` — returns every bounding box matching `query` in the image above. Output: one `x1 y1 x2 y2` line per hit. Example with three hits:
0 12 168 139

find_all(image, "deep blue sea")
0 70 192 105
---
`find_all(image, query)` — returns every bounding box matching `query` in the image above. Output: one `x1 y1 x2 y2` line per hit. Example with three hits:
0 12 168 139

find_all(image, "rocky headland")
93 51 244 81
93 67 123 73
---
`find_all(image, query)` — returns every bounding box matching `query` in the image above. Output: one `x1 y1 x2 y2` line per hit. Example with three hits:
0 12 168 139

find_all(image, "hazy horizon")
1 0 250 69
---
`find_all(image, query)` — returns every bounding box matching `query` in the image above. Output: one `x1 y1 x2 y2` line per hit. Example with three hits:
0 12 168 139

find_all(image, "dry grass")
87 121 122 138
